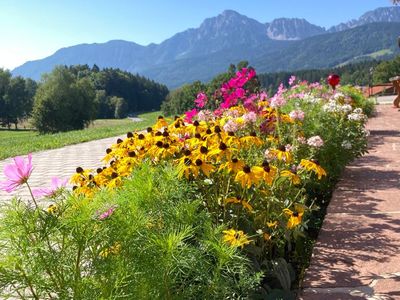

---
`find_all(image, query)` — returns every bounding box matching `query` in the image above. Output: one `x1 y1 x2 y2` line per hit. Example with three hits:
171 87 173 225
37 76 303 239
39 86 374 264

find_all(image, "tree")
32 66 97 133
111 96 129 119
373 55 400 84
3 77 29 129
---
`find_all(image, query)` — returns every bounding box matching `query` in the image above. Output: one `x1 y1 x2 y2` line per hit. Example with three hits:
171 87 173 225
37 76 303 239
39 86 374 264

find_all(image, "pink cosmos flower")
194 92 208 108
98 206 117 220
243 111 257 124
223 119 239 132
32 177 68 198
0 153 33 193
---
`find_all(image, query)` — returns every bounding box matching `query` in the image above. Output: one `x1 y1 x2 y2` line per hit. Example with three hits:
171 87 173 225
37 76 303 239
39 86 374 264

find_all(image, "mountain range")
12 6 400 88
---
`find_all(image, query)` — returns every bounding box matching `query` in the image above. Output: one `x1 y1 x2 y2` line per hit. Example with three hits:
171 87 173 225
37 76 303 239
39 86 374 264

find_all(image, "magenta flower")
184 108 198 123
194 92 208 108
0 154 33 193
288 75 296 86
32 177 68 198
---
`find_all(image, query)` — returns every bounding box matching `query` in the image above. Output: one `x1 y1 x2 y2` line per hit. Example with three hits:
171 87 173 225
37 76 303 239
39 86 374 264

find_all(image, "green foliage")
372 55 400 83
0 69 37 129
0 163 261 299
258 60 380 94
69 65 169 114
161 81 206 116
111 96 129 119
32 66 97 133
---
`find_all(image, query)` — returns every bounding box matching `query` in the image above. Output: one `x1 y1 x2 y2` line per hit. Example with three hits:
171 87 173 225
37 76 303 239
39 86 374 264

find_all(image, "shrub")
32 66 97 133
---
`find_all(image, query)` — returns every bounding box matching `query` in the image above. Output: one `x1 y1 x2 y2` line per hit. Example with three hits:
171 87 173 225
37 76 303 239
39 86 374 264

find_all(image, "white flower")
307 136 324 148
204 179 213 185
341 140 352 150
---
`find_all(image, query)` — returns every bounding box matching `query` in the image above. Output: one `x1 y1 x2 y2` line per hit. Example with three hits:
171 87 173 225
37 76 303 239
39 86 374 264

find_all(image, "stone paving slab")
301 104 400 299
0 134 126 202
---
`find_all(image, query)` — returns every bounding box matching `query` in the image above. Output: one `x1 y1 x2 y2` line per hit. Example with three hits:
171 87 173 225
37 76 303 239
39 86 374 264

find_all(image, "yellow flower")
266 220 278 228
261 161 277 185
177 157 199 179
240 132 264 148
280 170 301 185
153 115 168 130
268 146 293 163
194 158 215 177
219 157 244 173
47 204 58 214
222 229 251 248
300 159 327 180
100 242 121 258
225 196 253 212
234 165 264 189
283 205 305 229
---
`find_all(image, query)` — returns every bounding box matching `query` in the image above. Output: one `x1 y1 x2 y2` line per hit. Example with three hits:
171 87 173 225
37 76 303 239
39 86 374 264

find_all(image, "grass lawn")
0 111 161 160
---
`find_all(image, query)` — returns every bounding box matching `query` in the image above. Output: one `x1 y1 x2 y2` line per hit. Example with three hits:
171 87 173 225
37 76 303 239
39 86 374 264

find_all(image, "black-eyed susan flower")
234 165 264 189
225 196 253 212
194 159 215 177
299 159 327 180
268 145 293 163
177 157 199 179
280 169 301 185
222 229 251 248
219 157 244 173
261 160 277 185
283 205 305 229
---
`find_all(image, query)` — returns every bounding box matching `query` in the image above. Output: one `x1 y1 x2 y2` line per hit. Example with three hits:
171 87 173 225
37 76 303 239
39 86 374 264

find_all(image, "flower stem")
26 182 39 210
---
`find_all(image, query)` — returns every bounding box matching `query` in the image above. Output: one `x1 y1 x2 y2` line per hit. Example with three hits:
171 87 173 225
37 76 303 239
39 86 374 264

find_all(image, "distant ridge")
12 6 400 88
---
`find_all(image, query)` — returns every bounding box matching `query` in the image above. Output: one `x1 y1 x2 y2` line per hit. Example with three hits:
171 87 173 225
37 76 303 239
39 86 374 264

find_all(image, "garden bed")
0 69 374 299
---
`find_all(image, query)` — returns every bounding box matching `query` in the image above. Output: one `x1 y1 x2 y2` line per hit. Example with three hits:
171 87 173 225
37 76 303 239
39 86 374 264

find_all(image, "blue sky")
0 0 394 69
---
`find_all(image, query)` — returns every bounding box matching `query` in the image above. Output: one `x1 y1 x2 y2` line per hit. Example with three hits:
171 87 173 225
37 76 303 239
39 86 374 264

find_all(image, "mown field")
0 111 160 160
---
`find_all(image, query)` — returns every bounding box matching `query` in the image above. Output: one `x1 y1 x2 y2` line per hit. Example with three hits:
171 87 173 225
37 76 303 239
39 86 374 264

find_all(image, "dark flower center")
128 151 136 157
228 131 235 136
127 132 133 138
96 168 103 174
195 133 202 139
250 131 257 137
206 129 212 135
200 146 208 154
163 143 170 149
162 131 169 137
184 149 192 156
214 126 221 133
76 167 84 173
293 212 299 217
156 141 163 148
278 145 286 152
111 172 118 179
193 120 200 127
106 148 112 154
147 127 153 133
232 158 239 163
155 131 162 136
138 134 145 140
158 115 164 120
243 165 251 173
219 142 228 151
195 159 203 166
184 158 192 165
311 159 320 165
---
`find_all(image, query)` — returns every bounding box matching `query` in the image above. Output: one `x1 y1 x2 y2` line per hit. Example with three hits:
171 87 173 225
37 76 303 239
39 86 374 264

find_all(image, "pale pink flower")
223 119 239 132
0 153 33 193
270 84 287 108
289 110 305 121
243 112 257 124
307 136 324 148
32 177 68 198
288 75 296 86
196 110 214 122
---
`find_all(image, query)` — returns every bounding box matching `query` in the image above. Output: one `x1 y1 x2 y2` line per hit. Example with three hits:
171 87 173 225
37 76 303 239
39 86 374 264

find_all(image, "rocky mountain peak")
266 18 326 40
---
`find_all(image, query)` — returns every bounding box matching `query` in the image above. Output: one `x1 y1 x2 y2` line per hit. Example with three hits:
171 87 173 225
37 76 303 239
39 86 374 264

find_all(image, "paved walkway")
0 134 125 202
301 104 400 299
